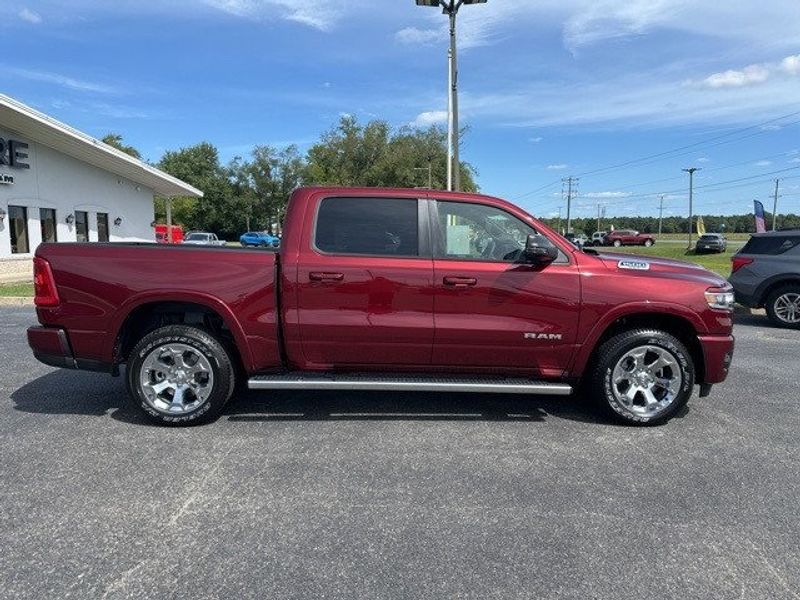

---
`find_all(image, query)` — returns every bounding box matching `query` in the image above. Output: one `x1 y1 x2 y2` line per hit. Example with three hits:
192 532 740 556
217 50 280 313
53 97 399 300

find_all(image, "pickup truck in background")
28 187 735 426
182 232 226 246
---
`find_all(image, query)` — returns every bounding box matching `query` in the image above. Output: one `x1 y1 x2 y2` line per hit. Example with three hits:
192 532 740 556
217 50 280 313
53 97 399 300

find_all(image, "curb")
0 297 34 306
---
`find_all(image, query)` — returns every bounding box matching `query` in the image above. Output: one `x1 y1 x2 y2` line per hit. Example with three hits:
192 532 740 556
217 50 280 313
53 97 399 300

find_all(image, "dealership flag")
754 200 767 233
696 216 706 236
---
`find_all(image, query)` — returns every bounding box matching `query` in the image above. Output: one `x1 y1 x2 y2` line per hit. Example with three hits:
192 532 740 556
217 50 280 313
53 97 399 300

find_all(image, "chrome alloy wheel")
139 343 214 414
774 292 800 324
610 345 683 418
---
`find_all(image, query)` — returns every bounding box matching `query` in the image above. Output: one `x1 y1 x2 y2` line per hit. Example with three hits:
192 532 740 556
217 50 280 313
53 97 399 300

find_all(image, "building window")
97 212 109 242
75 210 88 242
40 208 57 243
9 205 29 254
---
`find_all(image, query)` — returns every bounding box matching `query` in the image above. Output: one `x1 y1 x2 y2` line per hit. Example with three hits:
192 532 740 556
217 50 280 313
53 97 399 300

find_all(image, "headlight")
705 287 735 311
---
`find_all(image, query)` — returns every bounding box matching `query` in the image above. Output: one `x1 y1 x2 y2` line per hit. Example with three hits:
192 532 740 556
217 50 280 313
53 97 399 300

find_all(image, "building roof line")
0 94 203 198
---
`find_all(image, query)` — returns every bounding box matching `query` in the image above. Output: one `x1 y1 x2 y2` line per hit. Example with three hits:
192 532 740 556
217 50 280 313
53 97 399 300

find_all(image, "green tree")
156 142 237 237
101 133 141 159
305 115 478 191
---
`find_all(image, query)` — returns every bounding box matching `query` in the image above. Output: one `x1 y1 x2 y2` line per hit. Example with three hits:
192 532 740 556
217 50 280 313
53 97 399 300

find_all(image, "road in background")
1 307 798 599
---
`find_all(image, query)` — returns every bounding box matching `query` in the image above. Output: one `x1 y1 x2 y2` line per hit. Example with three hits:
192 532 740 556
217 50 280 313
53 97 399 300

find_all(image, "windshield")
186 233 210 241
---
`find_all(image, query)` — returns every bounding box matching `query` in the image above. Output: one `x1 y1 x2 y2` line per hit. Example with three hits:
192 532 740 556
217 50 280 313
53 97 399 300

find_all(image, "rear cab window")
740 235 800 255
314 196 419 257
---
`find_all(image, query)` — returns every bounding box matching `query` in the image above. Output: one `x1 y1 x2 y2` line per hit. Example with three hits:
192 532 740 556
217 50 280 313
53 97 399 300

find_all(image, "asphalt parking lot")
1 306 798 599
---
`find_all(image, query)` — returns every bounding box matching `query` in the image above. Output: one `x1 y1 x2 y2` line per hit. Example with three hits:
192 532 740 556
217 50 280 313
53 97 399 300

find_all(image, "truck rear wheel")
589 329 694 425
126 325 236 425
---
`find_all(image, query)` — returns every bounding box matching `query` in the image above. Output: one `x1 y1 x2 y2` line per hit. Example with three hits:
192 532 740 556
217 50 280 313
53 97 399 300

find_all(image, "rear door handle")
443 276 477 288
309 272 344 282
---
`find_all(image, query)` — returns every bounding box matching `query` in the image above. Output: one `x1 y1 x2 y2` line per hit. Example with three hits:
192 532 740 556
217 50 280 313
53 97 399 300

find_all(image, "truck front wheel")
126 325 236 425
589 329 694 425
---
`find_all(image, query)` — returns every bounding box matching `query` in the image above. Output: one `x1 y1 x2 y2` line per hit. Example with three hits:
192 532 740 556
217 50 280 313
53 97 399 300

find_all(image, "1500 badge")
618 260 650 271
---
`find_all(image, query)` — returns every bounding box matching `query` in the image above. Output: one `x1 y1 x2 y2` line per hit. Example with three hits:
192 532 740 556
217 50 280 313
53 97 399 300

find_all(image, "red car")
28 187 734 426
604 230 655 247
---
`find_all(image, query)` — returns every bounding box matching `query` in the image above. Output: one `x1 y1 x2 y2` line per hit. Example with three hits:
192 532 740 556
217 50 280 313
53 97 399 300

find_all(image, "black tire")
765 284 800 329
588 329 695 425
126 325 236 426
259 241 268 248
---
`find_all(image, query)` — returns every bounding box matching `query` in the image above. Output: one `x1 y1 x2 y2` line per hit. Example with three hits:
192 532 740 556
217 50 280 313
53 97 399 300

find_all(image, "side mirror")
523 234 558 266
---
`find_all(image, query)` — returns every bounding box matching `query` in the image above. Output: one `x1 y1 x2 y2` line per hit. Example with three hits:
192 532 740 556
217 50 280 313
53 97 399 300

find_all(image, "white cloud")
761 124 782 131
790 157 800 164
411 110 448 127
5 67 116 94
781 54 800 75
18 7 42 24
529 136 544 143
203 0 352 31
697 156 710 163
582 191 632 198
546 163 568 170
699 65 770 89
395 27 441 46
754 160 772 166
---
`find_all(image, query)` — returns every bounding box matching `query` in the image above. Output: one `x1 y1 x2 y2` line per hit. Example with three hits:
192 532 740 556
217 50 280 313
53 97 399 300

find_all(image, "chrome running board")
248 373 572 395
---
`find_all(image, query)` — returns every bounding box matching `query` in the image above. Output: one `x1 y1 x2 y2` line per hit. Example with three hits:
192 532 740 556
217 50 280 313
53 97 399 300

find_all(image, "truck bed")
34 242 282 372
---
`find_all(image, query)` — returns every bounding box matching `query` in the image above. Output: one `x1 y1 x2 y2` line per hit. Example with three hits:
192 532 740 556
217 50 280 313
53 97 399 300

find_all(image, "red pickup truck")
28 187 735 426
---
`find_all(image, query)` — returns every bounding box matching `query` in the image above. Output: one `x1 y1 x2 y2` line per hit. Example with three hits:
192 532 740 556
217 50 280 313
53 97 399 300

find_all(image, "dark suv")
729 231 800 328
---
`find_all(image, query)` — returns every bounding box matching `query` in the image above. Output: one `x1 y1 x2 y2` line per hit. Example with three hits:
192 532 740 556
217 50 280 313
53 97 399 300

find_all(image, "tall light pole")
682 167 700 249
415 0 487 191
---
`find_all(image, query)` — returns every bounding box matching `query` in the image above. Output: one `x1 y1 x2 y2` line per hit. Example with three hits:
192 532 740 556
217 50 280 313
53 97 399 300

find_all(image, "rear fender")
105 291 254 370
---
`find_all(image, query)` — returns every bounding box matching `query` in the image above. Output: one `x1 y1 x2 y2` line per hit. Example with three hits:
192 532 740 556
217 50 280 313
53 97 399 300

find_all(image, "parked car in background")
28 186 735 427
564 232 588 247
604 230 655 248
182 232 226 246
240 231 280 248
590 231 608 246
695 233 727 254
729 230 800 328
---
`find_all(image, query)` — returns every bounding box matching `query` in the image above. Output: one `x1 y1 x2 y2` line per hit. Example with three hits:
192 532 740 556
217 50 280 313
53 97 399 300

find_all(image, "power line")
573 109 800 178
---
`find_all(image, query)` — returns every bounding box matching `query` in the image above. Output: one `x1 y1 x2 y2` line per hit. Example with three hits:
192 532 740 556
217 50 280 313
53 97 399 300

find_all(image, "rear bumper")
27 326 113 373
698 334 735 384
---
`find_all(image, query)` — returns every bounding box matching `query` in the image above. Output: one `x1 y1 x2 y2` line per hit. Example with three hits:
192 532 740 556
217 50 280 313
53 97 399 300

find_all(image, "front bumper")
698 334 735 384
27 326 113 373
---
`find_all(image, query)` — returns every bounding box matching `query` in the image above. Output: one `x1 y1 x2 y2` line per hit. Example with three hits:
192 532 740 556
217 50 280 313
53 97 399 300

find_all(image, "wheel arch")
755 275 800 307
572 309 706 385
109 295 251 372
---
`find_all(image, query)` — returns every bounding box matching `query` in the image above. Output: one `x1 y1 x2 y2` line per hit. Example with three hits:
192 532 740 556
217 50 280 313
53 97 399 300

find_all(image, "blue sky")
2 0 800 219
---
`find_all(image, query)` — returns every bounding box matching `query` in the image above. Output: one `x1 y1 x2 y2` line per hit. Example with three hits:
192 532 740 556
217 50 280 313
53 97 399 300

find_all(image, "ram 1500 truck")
27 187 735 426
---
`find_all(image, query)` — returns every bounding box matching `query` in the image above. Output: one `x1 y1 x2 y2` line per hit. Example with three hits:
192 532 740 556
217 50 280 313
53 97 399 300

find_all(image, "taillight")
731 256 753 274
33 257 60 307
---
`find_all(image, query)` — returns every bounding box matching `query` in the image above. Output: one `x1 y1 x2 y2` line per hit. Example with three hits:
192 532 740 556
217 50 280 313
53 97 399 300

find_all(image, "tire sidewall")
599 332 694 425
613 240 622 247
127 327 233 425
766 286 800 329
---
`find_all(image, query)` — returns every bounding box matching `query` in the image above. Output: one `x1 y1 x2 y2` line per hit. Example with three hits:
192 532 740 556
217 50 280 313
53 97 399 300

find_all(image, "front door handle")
443 276 477 288
309 272 344 282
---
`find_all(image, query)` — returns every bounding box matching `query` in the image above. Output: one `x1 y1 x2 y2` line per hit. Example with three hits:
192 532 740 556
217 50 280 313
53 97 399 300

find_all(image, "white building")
0 94 201 282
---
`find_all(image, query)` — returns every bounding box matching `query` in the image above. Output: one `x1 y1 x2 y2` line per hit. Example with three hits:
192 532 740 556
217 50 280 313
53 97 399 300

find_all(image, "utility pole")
414 1 487 192
563 176 578 235
772 178 780 231
682 168 700 249
658 195 665 237
596 204 602 232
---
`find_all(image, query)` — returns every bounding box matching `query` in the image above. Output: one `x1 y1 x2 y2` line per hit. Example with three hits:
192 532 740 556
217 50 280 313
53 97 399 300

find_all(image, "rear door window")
740 235 800 255
315 197 419 257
